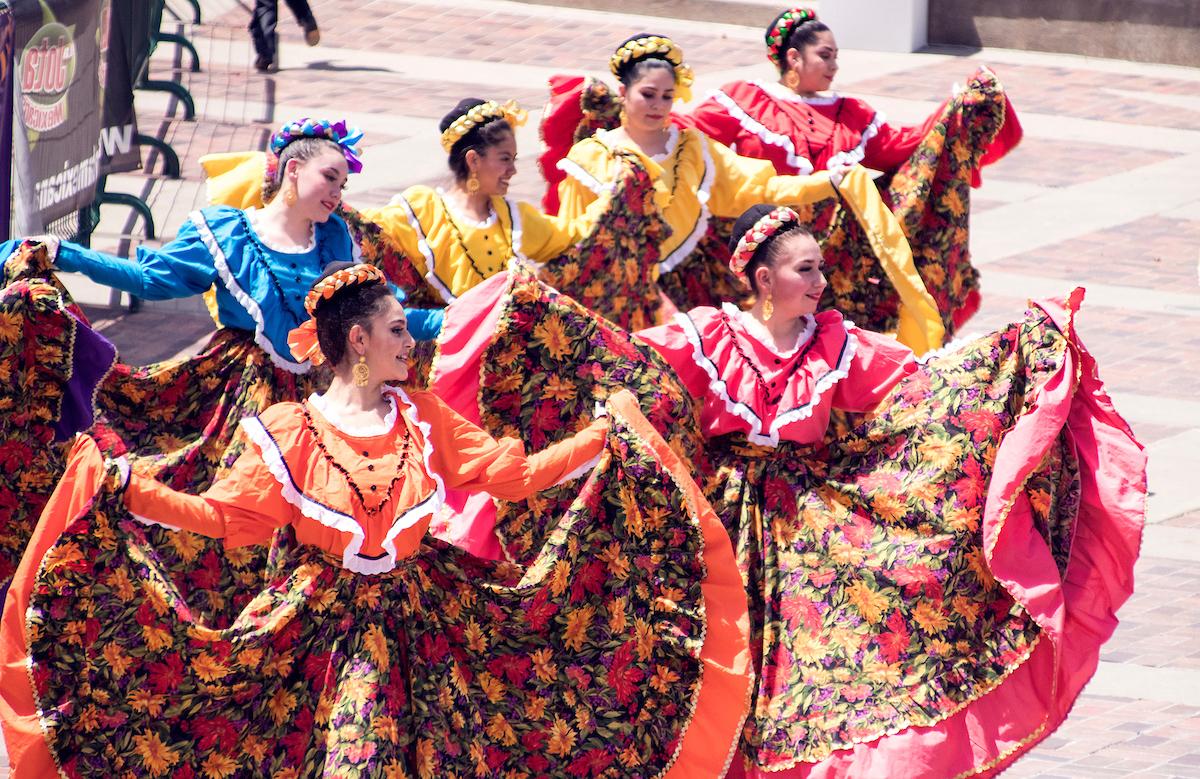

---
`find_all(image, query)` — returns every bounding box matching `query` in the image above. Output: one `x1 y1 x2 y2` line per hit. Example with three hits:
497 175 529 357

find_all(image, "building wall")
928 0 1200 67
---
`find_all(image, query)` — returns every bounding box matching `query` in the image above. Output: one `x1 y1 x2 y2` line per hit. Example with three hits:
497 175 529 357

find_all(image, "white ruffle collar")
722 302 816 358
436 188 498 229
244 206 317 254
752 79 841 106
307 390 399 438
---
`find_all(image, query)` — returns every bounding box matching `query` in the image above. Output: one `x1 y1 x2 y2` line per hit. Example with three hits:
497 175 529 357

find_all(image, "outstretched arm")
413 391 609 502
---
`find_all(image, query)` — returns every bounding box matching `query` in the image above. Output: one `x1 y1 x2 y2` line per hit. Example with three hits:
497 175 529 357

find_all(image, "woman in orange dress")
0 263 752 777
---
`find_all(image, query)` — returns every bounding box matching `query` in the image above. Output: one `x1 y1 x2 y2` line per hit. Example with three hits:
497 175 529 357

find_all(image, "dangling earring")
783 70 801 92
353 354 370 387
762 292 774 322
619 108 628 126
284 182 298 207
466 173 480 194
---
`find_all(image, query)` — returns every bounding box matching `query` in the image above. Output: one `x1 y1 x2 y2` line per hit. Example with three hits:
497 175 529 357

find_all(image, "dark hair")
439 98 514 183
263 136 344 202
729 204 815 294
311 262 393 367
768 11 831 74
613 33 677 88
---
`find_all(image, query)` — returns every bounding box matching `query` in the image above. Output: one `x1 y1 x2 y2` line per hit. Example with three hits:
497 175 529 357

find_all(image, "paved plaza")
11 0 1200 774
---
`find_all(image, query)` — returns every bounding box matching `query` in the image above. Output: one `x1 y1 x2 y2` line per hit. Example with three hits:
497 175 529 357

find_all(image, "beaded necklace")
438 195 512 281
299 403 414 516
720 312 820 405
235 210 313 327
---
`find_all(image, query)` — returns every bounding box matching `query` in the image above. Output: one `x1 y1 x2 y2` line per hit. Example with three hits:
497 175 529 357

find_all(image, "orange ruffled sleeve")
407 391 608 501
125 442 294 548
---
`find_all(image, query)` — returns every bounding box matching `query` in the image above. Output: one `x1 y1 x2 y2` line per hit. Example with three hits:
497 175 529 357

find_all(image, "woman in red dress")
681 8 1024 332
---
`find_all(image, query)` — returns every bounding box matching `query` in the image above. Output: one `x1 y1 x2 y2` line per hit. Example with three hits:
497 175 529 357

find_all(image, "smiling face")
464 129 518 197
754 231 827 319
785 30 839 94
346 294 416 384
284 146 349 222
620 65 676 134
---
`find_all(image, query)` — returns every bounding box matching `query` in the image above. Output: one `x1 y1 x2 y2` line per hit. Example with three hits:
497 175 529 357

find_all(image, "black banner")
11 0 107 228
0 5 16 240
98 0 142 175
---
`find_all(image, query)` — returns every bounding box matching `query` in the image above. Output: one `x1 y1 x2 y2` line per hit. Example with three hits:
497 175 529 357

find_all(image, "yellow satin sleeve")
834 166 945 354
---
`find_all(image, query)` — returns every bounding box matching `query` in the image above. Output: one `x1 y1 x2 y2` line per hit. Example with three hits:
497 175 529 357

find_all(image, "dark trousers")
249 0 316 62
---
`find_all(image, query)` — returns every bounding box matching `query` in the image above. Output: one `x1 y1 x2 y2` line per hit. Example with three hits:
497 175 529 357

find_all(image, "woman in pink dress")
633 204 1143 777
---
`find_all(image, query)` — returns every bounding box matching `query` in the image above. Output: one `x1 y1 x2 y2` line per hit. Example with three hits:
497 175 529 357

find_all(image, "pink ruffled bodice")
638 305 916 446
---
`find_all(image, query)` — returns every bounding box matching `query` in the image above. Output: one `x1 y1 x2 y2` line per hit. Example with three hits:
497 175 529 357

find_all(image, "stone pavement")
15 0 1200 775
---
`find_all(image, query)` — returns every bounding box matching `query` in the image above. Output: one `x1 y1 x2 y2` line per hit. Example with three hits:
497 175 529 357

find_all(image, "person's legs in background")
284 0 321 46
249 0 280 71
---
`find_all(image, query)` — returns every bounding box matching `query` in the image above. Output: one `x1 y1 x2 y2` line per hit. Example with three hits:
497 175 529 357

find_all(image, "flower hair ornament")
609 35 695 103
729 207 800 284
264 117 365 190
440 100 529 153
287 264 387 365
765 8 818 71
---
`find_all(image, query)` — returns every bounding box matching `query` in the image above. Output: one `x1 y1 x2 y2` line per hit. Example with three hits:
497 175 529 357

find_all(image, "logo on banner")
19 13 77 134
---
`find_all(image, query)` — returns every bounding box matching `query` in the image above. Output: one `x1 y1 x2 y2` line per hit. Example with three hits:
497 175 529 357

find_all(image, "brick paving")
4 0 1199 775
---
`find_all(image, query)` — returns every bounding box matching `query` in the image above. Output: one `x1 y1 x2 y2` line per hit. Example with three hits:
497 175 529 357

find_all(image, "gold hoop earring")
783 70 801 91
762 293 774 322
353 355 370 387
284 183 298 207
466 174 480 194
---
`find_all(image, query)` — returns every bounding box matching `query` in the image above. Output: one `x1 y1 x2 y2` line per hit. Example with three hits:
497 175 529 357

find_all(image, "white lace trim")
381 387 447 560
243 206 317 254
659 132 715 274
917 331 980 364
435 188 498 229
649 125 681 162
753 80 841 105
394 194 456 304
708 88 814 175
189 210 309 375
556 157 610 197
825 111 885 170
677 310 858 447
502 197 530 264
555 452 601 486
769 324 858 438
721 302 815 358
307 392 398 437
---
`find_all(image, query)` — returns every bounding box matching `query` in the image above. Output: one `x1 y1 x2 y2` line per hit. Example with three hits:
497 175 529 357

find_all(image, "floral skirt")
708 291 1143 777
0 245 329 618
0 242 117 590
429 263 704 565
0 393 752 778
539 152 669 332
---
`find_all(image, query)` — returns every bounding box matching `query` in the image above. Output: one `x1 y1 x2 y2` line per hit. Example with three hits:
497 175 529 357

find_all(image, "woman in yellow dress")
206 99 666 330
539 34 948 349
551 34 847 314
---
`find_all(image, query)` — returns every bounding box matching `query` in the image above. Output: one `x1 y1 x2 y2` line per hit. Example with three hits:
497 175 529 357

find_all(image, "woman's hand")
829 163 855 188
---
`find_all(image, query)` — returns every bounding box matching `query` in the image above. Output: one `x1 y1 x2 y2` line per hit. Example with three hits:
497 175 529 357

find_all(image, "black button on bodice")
370 484 378 491
367 464 375 471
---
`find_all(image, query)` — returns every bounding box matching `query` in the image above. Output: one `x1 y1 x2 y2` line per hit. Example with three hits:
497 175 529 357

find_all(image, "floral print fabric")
711 305 1081 772
24 401 734 778
469 265 703 565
